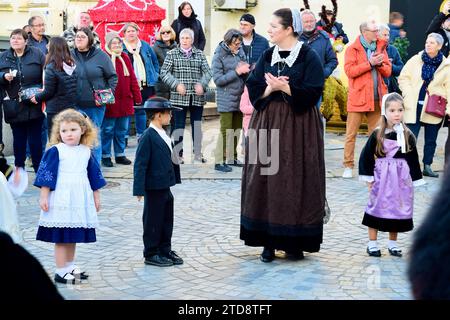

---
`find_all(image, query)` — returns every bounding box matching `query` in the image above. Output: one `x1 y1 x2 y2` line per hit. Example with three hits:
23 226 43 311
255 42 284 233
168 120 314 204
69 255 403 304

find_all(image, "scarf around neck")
421 51 443 87
360 35 377 59
180 46 192 58
123 39 146 88
105 46 130 77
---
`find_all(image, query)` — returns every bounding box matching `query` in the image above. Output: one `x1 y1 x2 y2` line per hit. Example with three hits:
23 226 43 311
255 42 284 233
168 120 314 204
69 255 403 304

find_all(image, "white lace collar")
271 41 303 67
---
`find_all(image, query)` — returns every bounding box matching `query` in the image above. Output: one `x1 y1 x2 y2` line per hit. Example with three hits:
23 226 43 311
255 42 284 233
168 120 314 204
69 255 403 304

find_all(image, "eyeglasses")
32 23 45 27
160 31 171 35
365 29 379 33
75 35 87 39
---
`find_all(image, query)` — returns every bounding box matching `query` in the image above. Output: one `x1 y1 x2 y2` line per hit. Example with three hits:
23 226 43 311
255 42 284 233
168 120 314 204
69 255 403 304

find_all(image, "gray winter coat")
212 41 247 112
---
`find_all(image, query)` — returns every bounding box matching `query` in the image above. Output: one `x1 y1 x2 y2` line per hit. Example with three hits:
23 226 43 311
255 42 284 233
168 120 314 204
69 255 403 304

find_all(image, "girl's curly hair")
49 109 98 149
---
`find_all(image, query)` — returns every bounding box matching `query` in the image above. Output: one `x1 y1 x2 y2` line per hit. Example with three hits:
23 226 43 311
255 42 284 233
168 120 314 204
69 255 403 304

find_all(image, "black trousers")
142 188 174 258
10 117 44 172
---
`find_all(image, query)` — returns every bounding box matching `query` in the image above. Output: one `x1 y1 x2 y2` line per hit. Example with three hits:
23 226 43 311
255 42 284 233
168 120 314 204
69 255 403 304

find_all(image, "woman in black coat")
152 26 177 99
0 29 45 175
31 37 78 135
171 1 206 51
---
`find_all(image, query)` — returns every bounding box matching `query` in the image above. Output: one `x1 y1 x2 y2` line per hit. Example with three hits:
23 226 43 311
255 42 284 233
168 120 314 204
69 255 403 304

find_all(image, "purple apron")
365 139 413 220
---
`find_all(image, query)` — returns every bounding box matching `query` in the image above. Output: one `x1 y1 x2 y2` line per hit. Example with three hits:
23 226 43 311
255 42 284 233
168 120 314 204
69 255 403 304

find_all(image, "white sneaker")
342 167 353 178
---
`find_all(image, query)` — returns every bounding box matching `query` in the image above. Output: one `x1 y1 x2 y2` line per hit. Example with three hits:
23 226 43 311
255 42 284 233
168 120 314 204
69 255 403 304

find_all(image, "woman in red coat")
101 32 142 167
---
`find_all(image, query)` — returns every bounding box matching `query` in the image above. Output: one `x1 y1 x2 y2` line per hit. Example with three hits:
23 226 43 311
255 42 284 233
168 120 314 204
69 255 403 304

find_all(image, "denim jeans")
101 116 129 158
172 100 204 158
407 103 442 165
10 117 44 172
79 106 106 164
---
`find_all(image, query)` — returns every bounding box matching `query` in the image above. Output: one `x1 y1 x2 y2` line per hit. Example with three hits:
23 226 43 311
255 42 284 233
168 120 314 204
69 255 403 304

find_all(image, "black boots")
423 164 439 178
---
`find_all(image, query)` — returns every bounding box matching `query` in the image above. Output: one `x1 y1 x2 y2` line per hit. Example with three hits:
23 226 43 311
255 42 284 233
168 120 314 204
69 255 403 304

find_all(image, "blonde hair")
49 109 98 149
375 93 414 157
155 25 176 42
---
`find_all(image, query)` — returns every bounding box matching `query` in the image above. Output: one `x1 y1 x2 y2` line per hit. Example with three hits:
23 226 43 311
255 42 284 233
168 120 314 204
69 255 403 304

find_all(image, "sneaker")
342 167 353 179
229 159 243 167
115 156 132 165
193 154 207 164
101 157 114 167
215 163 232 172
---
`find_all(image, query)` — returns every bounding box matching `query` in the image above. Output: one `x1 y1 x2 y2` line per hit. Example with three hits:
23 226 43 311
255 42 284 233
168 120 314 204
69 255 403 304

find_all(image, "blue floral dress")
34 143 106 243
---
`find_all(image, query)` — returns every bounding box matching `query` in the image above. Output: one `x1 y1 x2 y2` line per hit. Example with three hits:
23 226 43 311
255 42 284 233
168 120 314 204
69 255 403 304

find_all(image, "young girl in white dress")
34 109 106 284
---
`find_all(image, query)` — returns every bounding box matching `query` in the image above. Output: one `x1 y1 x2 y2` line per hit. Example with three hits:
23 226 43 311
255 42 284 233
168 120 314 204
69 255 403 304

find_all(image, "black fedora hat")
135 97 182 111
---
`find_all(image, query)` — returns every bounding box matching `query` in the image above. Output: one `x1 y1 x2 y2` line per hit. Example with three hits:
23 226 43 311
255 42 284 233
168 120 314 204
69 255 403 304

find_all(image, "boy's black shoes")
165 251 184 265
144 255 174 267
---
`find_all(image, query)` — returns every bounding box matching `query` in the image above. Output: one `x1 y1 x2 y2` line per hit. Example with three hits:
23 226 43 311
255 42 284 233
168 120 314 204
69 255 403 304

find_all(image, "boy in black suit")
133 97 183 267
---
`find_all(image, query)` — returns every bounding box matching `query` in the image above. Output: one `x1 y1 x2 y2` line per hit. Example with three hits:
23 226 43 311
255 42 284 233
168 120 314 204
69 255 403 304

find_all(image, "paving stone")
11 120 447 300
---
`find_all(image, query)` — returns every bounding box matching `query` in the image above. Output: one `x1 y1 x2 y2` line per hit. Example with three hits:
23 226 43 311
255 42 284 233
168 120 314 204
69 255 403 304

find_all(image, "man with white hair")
61 12 101 49
342 20 391 179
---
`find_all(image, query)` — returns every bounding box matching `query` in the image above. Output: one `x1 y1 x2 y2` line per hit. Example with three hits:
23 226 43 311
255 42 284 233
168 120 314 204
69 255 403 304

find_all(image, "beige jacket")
398 52 450 124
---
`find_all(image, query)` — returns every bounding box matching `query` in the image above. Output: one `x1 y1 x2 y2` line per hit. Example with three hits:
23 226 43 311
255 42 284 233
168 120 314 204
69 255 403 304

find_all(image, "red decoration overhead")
88 0 166 48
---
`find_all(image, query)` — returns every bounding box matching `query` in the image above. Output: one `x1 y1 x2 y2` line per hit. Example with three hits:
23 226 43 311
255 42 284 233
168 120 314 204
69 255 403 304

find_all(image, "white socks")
368 240 378 250
388 240 398 249
56 261 76 277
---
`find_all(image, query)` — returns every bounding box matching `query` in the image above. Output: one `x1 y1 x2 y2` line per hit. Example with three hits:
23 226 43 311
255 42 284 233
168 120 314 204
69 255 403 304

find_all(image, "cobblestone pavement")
11 118 448 300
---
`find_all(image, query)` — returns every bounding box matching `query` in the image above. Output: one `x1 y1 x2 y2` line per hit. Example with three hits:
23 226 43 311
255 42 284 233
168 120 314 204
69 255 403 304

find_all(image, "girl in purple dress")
359 93 425 257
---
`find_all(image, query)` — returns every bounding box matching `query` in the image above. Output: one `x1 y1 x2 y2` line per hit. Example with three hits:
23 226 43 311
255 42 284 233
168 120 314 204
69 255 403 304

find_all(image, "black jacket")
71 47 118 108
133 127 181 195
0 45 45 123
152 40 177 99
34 62 78 114
171 18 206 51
426 12 450 57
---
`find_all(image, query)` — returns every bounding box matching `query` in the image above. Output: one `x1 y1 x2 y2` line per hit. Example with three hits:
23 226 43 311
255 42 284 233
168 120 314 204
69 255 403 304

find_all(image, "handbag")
79 57 115 107
425 90 447 118
19 86 42 102
93 88 115 106
2 92 20 123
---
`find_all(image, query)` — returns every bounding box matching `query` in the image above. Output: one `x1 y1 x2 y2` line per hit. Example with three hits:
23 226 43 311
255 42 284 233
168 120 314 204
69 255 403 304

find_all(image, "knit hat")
105 31 122 48
240 13 255 25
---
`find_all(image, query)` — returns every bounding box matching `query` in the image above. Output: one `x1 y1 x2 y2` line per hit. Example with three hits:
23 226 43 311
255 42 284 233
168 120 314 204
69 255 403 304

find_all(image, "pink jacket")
239 86 254 135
